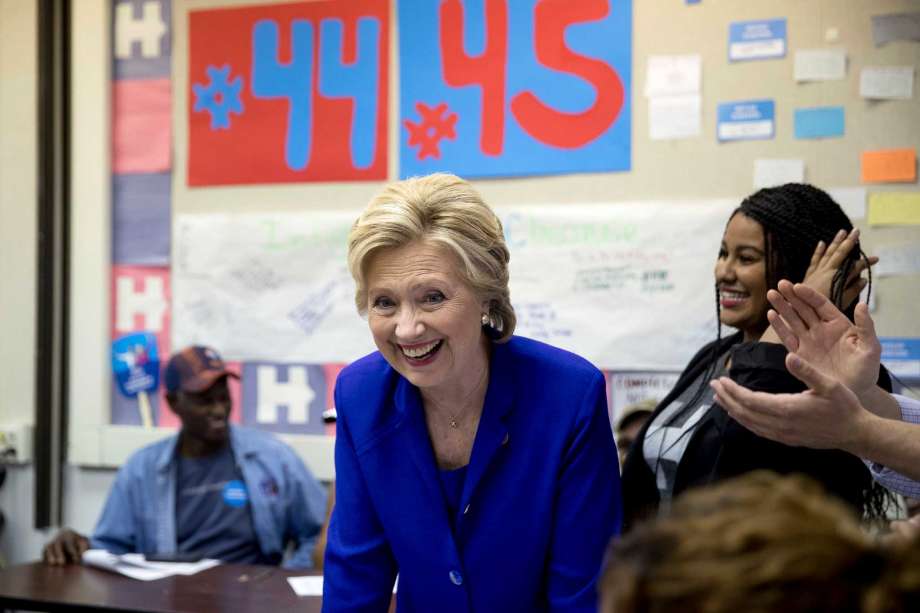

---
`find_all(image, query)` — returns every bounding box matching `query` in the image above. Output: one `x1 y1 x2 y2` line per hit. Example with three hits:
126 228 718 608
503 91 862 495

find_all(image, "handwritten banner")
173 200 733 371
398 0 632 179
187 0 389 185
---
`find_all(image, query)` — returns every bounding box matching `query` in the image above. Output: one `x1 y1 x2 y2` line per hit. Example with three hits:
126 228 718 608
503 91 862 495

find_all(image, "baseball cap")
615 398 657 437
163 346 239 394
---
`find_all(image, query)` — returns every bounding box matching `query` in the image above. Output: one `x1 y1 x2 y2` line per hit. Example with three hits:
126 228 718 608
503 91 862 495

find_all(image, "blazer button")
463 503 471 515
501 433 510 446
449 570 463 586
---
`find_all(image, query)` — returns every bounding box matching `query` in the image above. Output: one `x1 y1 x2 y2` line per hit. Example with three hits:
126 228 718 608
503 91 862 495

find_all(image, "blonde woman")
322 174 621 612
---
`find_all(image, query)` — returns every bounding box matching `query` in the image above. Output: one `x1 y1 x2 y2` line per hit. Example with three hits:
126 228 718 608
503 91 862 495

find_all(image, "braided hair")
703 184 889 518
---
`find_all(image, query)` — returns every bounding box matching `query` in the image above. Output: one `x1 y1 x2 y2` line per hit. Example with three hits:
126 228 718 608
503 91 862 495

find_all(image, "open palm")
766 280 880 397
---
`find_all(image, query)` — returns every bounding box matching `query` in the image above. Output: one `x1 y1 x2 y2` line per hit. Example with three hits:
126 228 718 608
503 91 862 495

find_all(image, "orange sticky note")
861 148 917 183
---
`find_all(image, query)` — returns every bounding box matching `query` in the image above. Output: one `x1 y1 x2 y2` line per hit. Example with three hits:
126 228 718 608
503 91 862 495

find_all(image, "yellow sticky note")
868 192 920 226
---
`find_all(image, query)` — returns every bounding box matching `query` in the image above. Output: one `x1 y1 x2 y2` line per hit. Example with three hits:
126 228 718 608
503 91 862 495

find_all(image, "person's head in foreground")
601 471 920 613
164 345 239 456
347 172 514 395
716 182 870 343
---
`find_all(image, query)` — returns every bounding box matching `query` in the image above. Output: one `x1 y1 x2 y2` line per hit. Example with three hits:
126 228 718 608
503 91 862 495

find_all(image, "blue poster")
794 106 845 139
398 0 632 179
716 99 775 142
112 332 160 397
728 18 786 62
881 337 920 381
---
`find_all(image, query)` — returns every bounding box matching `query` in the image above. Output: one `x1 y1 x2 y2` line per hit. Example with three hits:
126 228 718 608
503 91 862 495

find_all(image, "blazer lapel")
459 342 515 518
394 377 454 531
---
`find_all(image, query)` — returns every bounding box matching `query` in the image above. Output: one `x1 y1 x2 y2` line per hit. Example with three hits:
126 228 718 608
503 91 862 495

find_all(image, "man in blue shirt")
43 346 327 569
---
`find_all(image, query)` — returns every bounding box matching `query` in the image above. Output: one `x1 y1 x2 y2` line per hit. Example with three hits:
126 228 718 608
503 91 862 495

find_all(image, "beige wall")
0 0 38 426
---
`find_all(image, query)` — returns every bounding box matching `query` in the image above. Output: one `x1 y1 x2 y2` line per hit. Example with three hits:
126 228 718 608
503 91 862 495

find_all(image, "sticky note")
861 149 917 183
794 107 845 139
868 192 920 226
112 78 172 174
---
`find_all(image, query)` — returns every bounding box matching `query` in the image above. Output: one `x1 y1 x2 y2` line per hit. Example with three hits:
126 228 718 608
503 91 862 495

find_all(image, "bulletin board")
68 0 920 479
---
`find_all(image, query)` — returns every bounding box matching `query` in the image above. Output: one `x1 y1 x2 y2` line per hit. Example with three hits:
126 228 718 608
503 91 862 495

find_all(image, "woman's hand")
800 228 877 305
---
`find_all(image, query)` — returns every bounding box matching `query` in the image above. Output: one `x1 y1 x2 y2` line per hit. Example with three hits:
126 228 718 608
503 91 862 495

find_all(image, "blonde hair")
601 472 920 613
347 173 515 341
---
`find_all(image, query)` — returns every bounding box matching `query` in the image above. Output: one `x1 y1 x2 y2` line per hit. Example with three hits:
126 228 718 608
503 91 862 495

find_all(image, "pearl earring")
481 313 490 326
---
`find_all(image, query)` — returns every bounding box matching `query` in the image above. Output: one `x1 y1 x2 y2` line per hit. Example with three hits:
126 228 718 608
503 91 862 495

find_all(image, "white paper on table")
793 48 846 81
753 159 804 189
648 94 701 140
287 575 399 597
859 66 914 99
288 576 325 596
644 54 701 97
874 243 920 277
82 549 221 581
827 187 867 220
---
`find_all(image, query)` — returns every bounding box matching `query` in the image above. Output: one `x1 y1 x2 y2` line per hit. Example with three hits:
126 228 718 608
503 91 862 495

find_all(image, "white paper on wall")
173 201 735 370
793 48 846 82
753 159 805 188
648 95 702 140
874 243 920 277
827 187 867 220
645 54 702 97
859 66 914 99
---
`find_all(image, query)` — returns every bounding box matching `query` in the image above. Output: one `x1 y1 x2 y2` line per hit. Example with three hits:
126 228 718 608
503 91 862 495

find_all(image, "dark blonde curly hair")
602 472 920 613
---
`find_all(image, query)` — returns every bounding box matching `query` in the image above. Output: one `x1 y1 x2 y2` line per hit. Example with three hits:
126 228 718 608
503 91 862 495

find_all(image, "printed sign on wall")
398 0 632 179
241 363 331 435
188 0 389 185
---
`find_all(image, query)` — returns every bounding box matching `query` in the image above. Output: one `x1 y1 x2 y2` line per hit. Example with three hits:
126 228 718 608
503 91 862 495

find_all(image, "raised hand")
42 529 89 566
800 228 877 306
766 281 880 399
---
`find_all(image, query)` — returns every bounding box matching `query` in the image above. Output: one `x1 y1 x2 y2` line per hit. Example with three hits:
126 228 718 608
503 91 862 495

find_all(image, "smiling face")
365 241 489 397
168 376 232 453
715 213 770 342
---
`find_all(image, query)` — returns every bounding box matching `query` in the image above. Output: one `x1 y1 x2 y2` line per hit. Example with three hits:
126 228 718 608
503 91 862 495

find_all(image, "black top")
620 332 892 530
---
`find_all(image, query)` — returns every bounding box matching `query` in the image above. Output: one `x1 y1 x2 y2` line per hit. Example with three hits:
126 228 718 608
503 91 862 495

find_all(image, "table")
0 562 322 613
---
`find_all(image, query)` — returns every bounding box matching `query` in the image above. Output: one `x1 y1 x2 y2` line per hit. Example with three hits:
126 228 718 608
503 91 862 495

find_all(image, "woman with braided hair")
620 183 892 529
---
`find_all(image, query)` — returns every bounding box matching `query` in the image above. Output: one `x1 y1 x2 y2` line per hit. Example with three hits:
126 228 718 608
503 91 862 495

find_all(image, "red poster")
188 0 389 186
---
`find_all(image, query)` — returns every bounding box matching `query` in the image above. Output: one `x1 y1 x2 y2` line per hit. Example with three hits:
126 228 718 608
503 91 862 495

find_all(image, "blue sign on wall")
399 0 632 179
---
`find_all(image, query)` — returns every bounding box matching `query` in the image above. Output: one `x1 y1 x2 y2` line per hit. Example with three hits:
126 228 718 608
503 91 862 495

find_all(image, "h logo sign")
256 365 315 424
115 1 167 60
241 363 326 435
115 275 168 333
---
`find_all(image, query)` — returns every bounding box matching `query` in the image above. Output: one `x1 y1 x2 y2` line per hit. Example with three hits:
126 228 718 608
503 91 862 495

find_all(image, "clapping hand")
766 281 880 399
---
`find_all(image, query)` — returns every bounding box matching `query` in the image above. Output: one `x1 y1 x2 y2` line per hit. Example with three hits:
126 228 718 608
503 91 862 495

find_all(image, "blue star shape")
192 65 244 130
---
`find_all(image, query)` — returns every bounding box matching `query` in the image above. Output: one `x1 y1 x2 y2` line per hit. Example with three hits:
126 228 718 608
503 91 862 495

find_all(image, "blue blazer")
323 336 622 613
